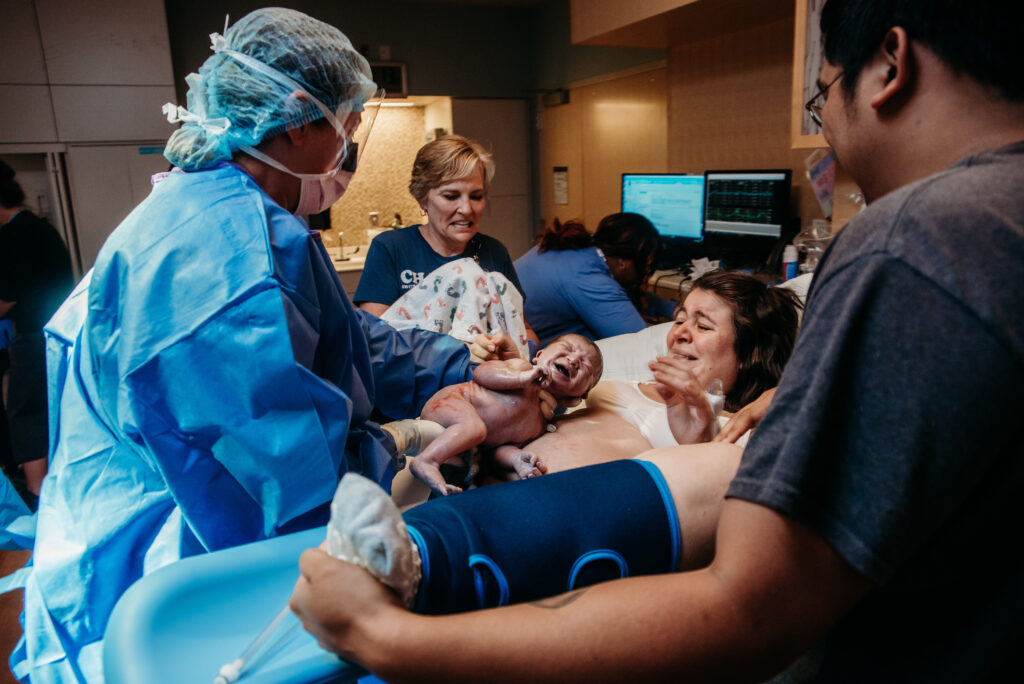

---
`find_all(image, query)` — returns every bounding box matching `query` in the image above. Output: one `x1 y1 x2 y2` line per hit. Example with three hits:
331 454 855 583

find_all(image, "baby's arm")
472 358 543 391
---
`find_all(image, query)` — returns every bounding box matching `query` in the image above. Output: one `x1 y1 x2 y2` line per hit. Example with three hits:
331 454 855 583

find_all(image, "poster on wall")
553 166 568 205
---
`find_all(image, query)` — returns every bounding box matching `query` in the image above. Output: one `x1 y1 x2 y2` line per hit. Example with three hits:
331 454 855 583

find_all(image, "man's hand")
469 333 521 363
714 387 776 444
290 548 404 662
650 355 717 444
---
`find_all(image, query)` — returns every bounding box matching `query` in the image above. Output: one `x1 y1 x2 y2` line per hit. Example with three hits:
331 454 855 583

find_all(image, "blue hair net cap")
164 8 377 171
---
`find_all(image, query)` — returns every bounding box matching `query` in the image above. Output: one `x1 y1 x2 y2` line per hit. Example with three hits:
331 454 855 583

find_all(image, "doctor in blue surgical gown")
9 9 473 682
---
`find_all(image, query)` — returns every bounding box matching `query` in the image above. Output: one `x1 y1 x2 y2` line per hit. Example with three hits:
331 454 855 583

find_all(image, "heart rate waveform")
706 180 780 224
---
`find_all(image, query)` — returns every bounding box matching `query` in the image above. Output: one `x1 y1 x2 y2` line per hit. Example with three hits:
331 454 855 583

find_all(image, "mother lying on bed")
474 269 802 480
297 270 806 626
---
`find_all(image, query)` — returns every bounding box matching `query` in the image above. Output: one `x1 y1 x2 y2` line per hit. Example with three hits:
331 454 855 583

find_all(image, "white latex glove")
468 333 521 363
382 418 445 457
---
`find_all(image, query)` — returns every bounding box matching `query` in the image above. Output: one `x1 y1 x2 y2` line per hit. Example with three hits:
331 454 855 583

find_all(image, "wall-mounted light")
364 101 417 108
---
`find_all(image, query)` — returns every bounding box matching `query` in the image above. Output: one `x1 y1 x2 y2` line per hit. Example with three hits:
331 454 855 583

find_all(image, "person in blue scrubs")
514 213 671 346
10 9 475 683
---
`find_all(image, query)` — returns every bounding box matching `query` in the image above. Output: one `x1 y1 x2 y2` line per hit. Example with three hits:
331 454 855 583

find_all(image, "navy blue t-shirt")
354 225 524 307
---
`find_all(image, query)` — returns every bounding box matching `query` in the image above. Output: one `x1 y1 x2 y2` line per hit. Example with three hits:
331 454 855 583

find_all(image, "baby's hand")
526 364 547 386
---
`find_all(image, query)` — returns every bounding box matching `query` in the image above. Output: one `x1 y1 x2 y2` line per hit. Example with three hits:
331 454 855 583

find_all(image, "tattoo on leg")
529 589 587 610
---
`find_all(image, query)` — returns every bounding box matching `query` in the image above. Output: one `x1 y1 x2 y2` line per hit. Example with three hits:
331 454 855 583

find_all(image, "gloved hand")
382 418 445 457
469 333 521 363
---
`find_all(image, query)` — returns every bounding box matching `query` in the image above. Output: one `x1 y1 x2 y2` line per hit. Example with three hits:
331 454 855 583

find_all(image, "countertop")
328 245 366 273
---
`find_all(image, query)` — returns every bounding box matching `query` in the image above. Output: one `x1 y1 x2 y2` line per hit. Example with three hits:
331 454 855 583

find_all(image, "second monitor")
703 170 791 238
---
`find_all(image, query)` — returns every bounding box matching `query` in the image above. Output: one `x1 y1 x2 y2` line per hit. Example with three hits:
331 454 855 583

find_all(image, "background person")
514 213 665 346
0 160 74 507
10 10 483 683
289 0 1024 680
354 135 538 347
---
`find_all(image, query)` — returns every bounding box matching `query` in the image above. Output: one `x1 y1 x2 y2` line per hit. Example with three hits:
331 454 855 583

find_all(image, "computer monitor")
621 173 706 241
703 170 791 238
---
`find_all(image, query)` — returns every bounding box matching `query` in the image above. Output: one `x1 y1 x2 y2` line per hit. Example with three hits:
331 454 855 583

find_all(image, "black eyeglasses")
804 71 844 127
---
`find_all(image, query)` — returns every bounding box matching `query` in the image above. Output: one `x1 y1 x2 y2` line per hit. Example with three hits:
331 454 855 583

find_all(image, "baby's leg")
415 398 488 496
493 445 546 480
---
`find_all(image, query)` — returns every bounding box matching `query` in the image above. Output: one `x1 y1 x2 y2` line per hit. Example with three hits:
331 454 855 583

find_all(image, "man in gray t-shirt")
289 1 1024 681
730 140 1024 679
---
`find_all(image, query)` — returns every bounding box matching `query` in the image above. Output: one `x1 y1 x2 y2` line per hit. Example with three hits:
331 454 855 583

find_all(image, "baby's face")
533 335 602 399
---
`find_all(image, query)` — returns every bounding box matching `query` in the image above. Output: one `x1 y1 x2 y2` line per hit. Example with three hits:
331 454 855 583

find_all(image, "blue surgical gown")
11 164 472 683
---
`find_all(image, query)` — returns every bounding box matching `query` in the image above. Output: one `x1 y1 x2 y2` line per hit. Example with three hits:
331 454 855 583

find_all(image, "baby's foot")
411 457 461 497
326 473 421 607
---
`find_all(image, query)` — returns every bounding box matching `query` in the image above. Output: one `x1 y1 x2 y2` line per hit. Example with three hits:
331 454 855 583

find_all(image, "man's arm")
291 499 871 683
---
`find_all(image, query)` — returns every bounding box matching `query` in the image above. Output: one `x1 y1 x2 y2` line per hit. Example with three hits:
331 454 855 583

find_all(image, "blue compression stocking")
403 459 681 614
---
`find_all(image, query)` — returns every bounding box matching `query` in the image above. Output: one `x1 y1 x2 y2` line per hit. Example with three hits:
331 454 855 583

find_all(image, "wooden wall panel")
538 67 667 233
537 95 584 227
571 0 697 46
667 14 827 230
579 69 668 231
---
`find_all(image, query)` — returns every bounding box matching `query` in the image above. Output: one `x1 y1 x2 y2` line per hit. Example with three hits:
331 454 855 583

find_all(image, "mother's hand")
649 355 717 445
290 547 404 663
468 333 521 363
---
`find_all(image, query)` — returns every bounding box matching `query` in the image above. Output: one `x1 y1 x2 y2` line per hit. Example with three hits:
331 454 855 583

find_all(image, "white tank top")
585 380 743 448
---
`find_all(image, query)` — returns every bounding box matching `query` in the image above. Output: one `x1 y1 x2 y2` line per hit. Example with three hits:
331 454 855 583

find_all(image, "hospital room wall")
163 0 536 104
537 0 838 236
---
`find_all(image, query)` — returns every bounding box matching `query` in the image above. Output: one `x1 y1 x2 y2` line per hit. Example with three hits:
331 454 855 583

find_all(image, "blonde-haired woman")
355 135 536 345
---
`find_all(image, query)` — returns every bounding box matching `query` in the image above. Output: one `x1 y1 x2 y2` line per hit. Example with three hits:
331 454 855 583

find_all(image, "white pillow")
595 322 673 384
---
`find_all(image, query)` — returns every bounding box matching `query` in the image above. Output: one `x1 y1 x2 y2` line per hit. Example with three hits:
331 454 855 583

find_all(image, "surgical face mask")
245 146 355 215
242 125 356 215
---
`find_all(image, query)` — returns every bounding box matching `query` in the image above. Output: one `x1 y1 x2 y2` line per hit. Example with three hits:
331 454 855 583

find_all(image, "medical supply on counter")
782 244 799 280
794 220 832 273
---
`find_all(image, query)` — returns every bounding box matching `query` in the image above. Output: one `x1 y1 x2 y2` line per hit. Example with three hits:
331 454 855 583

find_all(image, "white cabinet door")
35 0 174 86
452 99 534 261
64 144 169 273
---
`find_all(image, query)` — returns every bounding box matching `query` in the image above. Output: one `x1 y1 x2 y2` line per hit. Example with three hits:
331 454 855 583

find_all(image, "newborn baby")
409 334 603 496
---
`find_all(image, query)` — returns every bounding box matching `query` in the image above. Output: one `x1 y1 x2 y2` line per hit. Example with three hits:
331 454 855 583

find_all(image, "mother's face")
665 288 739 393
